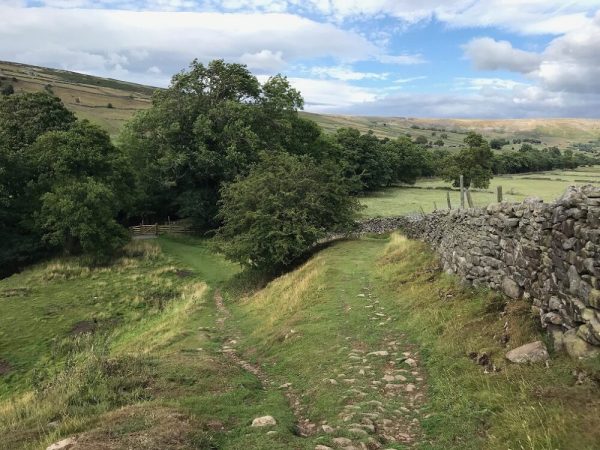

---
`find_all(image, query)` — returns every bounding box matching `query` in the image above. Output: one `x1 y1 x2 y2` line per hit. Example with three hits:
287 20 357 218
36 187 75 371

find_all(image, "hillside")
1 235 599 449
0 61 154 137
2 61 600 150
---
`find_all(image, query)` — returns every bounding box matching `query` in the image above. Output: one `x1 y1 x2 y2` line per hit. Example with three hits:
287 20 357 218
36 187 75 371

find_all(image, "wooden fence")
129 221 195 236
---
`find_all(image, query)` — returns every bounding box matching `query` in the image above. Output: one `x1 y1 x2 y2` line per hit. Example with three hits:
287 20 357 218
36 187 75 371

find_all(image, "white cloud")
0 7 381 85
453 77 528 91
309 66 389 81
463 38 541 73
377 53 426 65
256 75 378 110
341 88 600 119
239 50 286 72
464 12 600 95
394 76 426 84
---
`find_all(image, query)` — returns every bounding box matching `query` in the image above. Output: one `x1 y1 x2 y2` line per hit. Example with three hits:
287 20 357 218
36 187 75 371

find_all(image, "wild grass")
376 234 600 449
360 166 600 217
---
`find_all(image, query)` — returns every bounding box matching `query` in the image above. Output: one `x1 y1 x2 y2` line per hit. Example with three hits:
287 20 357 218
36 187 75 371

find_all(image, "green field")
360 165 600 217
2 235 599 449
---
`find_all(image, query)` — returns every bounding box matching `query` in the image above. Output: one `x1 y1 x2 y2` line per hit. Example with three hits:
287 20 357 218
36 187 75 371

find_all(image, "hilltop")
2 60 600 149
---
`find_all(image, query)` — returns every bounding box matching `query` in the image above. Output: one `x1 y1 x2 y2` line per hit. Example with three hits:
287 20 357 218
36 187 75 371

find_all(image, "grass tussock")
242 254 323 331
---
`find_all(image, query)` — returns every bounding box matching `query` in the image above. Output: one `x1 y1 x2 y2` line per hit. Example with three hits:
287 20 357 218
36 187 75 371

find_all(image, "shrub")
217 152 359 272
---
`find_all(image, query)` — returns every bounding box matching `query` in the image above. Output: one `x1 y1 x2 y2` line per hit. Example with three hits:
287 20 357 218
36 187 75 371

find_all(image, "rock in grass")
251 416 277 427
367 350 388 357
505 341 549 363
46 437 77 450
315 445 333 450
332 437 353 446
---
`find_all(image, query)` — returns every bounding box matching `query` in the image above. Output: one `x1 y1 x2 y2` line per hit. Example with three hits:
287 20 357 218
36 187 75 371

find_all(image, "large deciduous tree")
440 132 494 189
121 59 322 229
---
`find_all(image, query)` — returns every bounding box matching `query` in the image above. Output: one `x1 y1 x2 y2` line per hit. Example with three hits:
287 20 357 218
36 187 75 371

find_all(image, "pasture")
360 165 600 217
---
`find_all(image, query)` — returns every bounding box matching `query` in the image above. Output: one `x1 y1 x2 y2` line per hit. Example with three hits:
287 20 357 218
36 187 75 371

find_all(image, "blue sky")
2 1 600 117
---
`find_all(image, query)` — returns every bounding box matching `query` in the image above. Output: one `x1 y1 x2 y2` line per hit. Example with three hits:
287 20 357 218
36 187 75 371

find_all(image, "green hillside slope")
1 235 599 449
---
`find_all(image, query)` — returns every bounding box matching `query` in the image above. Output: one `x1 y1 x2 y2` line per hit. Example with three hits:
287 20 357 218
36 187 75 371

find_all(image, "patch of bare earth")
0 359 11 375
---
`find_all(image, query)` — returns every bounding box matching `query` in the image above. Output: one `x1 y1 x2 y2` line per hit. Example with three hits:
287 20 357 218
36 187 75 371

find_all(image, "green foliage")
489 137 509 149
0 92 75 152
333 128 428 192
217 152 359 271
440 132 494 188
0 93 130 273
492 145 597 174
29 121 132 261
1 84 14 96
121 59 319 229
414 135 428 145
37 179 129 262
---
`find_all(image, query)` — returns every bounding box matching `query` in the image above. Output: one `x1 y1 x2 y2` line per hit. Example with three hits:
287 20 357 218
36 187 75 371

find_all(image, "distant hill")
1 61 599 151
0 60 154 137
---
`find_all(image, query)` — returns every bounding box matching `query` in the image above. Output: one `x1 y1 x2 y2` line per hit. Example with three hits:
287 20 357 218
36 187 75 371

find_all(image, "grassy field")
2 234 599 449
360 165 600 217
3 60 600 150
0 61 153 137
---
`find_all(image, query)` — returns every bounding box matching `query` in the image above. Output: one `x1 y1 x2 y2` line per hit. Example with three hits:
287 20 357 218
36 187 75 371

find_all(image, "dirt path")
214 289 317 437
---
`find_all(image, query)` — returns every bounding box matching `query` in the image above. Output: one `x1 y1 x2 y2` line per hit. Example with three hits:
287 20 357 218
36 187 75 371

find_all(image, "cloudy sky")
2 1 600 117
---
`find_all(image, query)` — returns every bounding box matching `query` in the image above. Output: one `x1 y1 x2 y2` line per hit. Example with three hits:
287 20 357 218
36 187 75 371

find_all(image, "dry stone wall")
360 186 600 358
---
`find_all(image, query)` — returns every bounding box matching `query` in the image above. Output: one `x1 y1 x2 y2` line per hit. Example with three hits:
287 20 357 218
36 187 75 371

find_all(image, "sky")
1 1 600 118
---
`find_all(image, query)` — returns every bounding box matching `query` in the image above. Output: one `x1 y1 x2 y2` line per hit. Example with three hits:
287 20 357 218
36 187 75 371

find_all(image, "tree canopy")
120 59 321 229
217 152 359 271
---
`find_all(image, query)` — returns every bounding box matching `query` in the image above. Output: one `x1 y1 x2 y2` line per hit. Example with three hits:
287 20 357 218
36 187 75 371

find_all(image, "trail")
214 289 317 437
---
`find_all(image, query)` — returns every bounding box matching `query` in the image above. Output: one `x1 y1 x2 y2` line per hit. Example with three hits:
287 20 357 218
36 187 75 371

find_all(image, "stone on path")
332 437 353 446
251 415 277 427
367 350 389 357
505 341 549 363
404 358 418 367
46 438 77 450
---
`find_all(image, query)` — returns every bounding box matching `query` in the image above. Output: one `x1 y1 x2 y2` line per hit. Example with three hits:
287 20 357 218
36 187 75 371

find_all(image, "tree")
440 132 494 188
217 152 359 271
434 139 444 147
37 179 129 262
490 138 508 150
121 59 320 228
0 92 76 275
414 135 428 145
1 84 14 96
28 121 132 260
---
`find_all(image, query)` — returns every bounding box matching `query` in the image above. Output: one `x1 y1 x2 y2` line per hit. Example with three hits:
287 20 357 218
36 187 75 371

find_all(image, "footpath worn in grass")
227 234 600 449
0 238 301 449
1 235 599 449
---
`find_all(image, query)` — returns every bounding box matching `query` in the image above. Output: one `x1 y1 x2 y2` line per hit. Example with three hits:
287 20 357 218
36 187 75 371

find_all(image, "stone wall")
360 186 600 358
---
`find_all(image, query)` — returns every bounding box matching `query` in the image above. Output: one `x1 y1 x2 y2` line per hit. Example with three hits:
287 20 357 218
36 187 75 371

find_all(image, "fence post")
155 223 158 236
459 175 465 209
497 185 503 203
434 202 438 211
466 189 474 208
446 191 451 209
168 216 172 234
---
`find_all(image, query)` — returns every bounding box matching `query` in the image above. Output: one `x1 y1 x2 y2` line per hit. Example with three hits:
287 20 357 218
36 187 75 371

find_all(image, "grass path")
3 235 599 449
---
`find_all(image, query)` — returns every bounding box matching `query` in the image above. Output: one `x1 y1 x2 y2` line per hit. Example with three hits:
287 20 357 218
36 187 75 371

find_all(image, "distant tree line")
2 59 599 274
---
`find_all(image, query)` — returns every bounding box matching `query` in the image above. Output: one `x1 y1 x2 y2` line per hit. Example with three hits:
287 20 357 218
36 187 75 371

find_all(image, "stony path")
313 285 426 450
213 289 318 437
